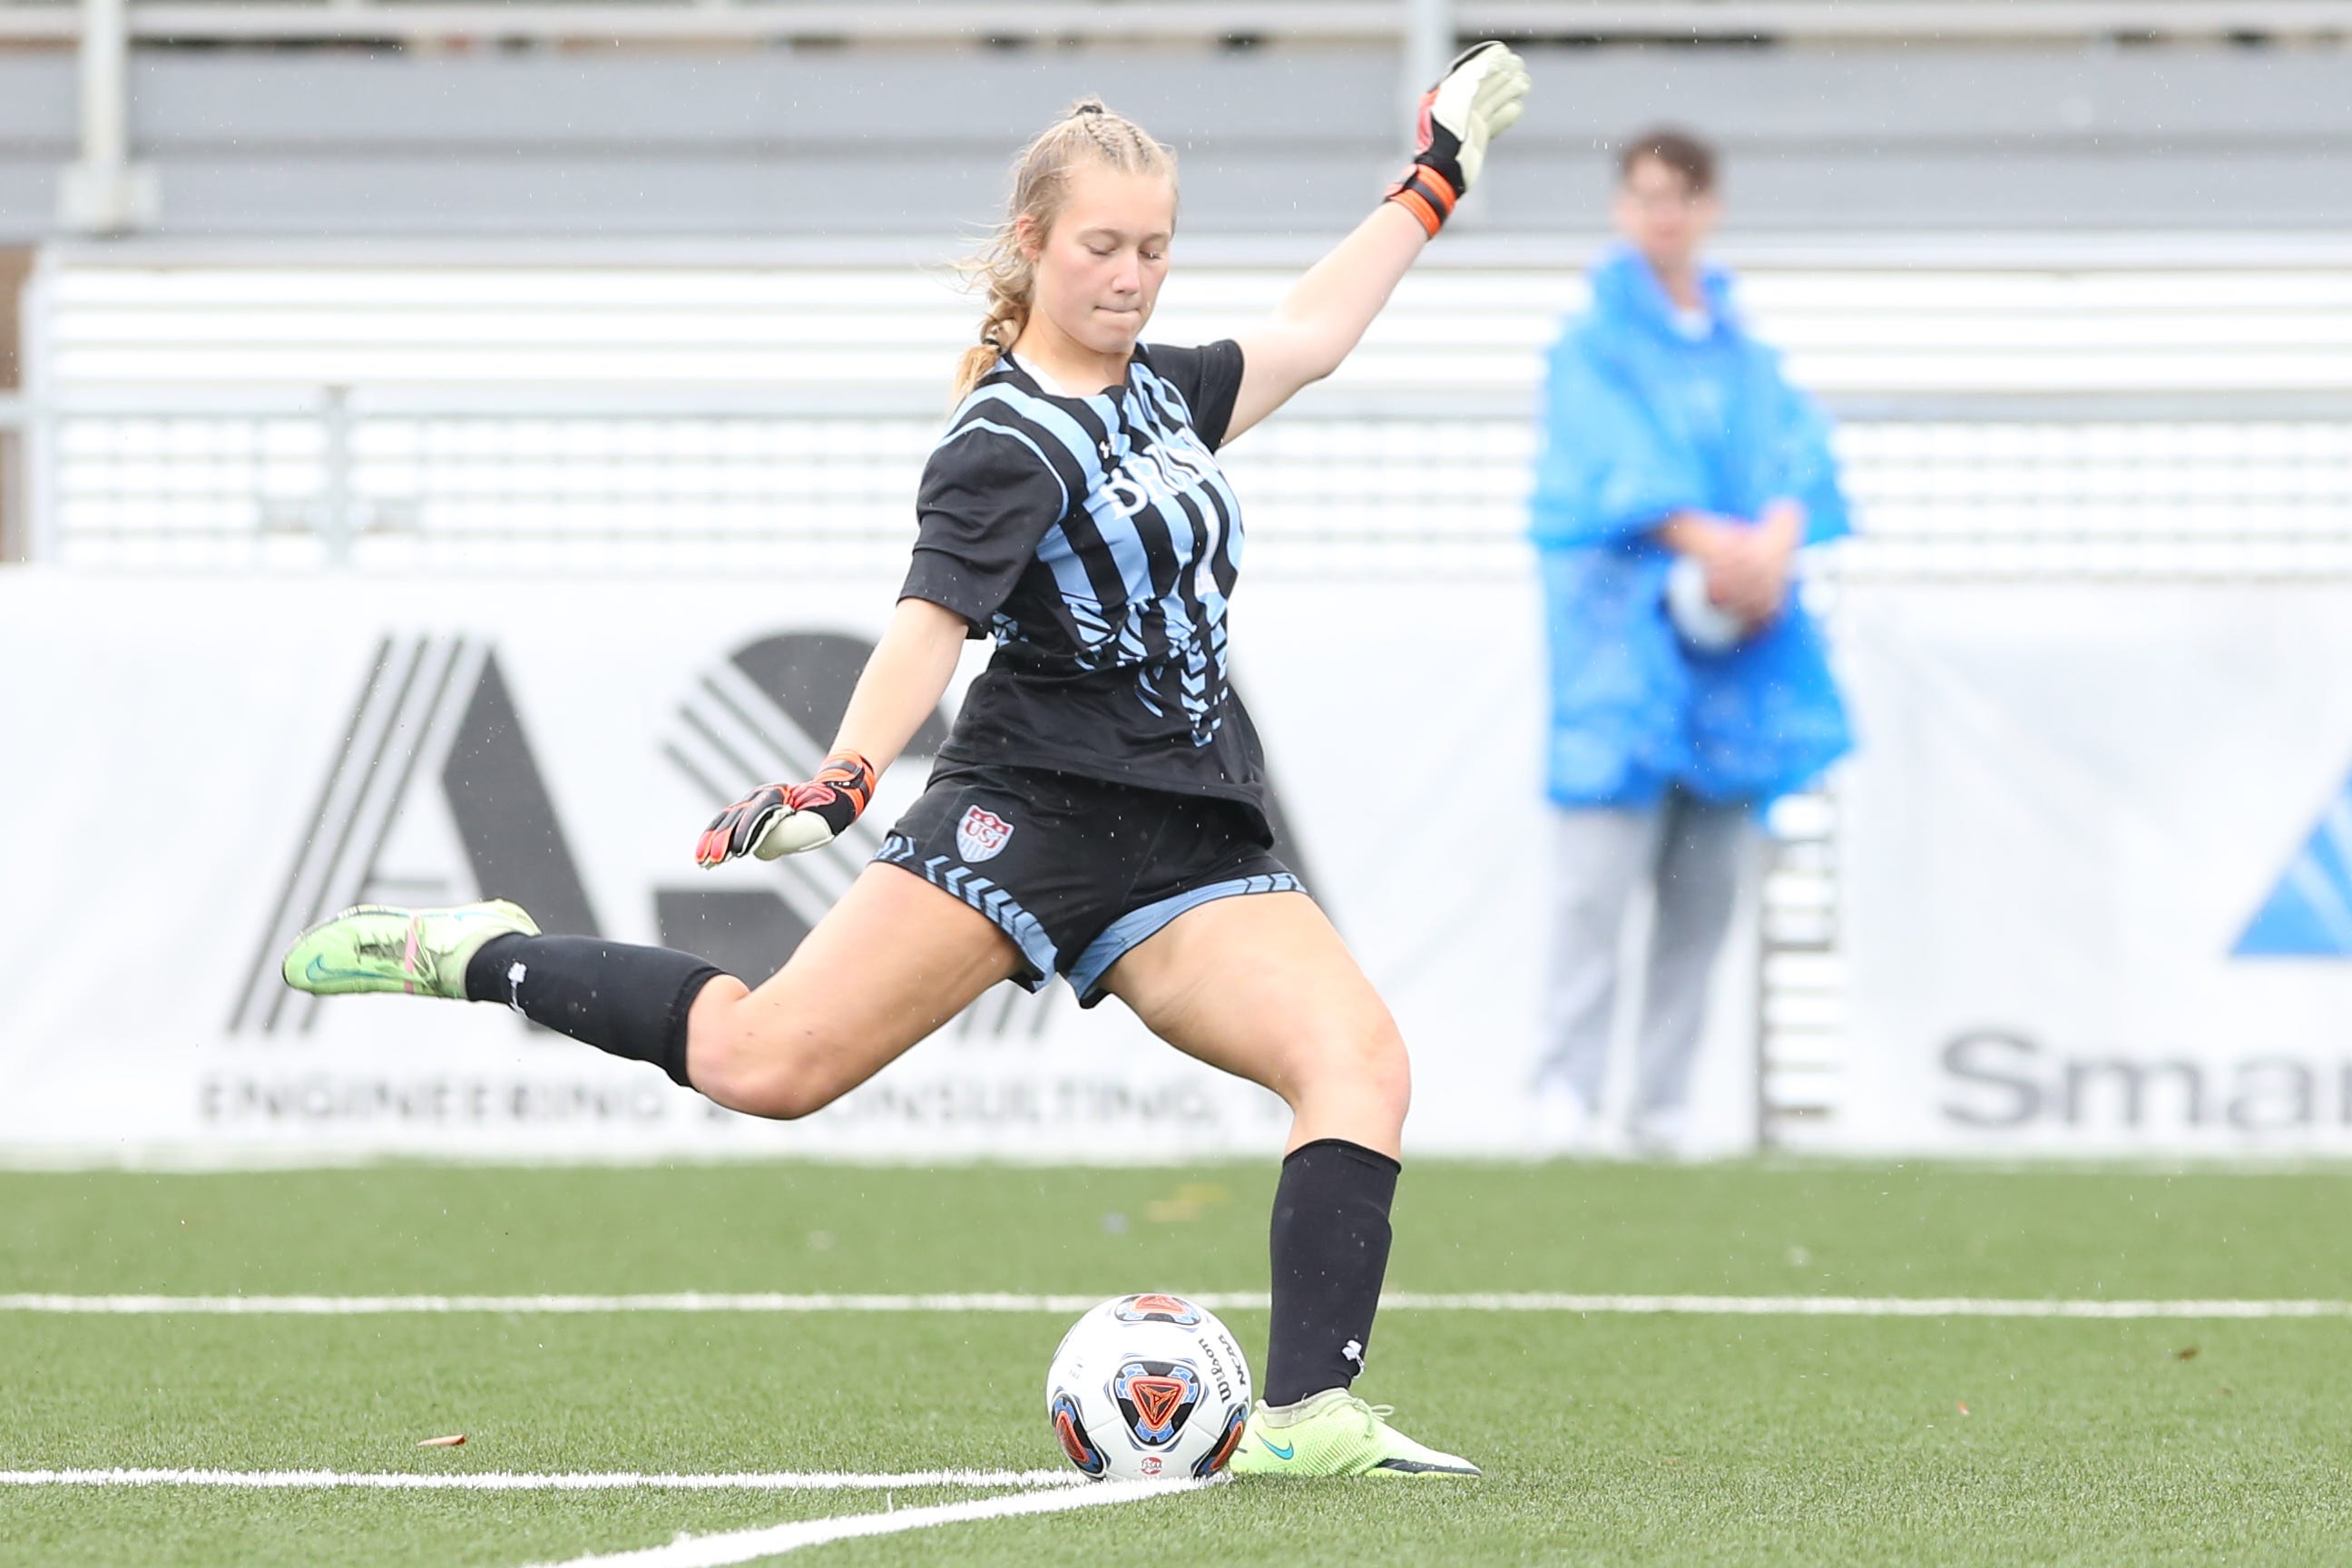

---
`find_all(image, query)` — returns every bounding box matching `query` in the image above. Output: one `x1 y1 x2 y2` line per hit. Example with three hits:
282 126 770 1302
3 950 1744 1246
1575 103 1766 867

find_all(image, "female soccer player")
286 44 1530 1479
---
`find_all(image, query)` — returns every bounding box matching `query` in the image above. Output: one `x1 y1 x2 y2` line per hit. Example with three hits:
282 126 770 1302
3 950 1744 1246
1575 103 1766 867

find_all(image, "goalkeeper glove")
1386 41 1532 237
695 751 878 867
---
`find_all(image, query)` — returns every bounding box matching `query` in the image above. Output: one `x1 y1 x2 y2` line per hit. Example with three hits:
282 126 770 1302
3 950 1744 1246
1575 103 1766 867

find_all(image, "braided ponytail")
949 97 1178 407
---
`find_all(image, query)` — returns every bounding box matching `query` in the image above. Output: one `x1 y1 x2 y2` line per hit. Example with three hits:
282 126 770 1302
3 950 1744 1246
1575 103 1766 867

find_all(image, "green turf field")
5 1161 2351 1566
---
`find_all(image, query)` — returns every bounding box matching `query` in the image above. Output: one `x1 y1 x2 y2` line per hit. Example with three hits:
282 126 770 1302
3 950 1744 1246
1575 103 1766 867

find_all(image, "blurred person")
283 51 1531 1477
1525 127 1852 1158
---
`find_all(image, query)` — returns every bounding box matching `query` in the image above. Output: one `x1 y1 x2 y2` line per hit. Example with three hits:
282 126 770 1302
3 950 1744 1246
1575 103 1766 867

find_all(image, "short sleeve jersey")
899 340 1268 830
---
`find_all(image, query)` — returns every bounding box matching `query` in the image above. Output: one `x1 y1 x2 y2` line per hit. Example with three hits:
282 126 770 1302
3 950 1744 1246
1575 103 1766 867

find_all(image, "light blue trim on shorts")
1068 872 1304 1004
875 833 1060 991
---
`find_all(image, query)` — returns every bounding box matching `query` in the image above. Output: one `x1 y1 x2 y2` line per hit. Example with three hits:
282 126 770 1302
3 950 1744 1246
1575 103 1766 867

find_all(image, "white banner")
0 573 1761 1163
1836 581 2352 1153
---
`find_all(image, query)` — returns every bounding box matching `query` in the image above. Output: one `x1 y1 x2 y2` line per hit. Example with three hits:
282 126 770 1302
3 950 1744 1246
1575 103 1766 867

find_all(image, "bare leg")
683 862 1024 1120
1098 890 1408 1155
1102 889 1413 1410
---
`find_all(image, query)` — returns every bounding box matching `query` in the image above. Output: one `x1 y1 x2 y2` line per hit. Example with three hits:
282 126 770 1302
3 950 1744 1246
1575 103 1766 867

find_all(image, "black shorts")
873 761 1301 1006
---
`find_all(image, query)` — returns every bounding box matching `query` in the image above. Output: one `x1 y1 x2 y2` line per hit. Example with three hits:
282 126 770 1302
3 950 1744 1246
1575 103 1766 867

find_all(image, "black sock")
463 934 722 1090
1263 1137 1400 1407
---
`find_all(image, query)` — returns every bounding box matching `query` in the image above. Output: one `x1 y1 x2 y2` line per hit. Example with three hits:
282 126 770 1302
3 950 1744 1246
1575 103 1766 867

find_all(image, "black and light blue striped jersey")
899 339 1269 830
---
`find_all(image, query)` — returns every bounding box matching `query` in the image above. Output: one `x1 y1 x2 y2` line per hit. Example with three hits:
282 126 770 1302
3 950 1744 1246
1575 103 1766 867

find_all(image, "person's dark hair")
1616 126 1717 195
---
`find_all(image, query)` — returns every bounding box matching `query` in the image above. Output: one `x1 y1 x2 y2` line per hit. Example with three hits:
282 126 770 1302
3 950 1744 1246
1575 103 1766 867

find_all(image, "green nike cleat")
1225 1389 1482 1479
280 900 539 1000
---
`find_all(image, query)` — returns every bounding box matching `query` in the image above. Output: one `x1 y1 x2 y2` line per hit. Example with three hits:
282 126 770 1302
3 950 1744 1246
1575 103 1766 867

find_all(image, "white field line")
1379 1293 2352 1319
516 1477 1209 1568
0 1468 1082 1492
0 1292 1129 1316
5 1290 2352 1320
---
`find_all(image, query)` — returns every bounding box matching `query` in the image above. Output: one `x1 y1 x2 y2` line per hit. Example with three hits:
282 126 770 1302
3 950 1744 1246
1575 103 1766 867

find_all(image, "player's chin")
1090 309 1147 350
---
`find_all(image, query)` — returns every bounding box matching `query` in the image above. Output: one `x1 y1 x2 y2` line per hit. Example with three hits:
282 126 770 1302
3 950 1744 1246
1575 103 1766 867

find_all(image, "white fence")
24 398 2352 580
23 253 2352 578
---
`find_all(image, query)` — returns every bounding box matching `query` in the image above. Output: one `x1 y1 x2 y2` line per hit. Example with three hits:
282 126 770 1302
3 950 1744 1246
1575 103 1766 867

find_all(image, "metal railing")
5 1 2350 44
18 390 2352 578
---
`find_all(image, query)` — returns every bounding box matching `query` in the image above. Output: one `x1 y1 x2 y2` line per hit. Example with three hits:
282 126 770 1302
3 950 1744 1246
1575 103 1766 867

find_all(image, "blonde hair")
950 97 1178 406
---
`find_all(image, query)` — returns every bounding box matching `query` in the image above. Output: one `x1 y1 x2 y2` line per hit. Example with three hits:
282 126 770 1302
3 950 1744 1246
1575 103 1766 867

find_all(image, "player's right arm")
699 422 1065 867
828 596 971 775
695 598 967 867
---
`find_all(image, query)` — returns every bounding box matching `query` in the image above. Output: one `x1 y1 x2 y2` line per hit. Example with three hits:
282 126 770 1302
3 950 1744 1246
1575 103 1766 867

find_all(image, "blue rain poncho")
1528 244 1854 809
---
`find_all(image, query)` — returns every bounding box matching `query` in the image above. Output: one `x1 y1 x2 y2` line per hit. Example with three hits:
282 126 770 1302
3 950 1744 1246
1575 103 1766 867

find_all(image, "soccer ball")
1044 1293 1252 1482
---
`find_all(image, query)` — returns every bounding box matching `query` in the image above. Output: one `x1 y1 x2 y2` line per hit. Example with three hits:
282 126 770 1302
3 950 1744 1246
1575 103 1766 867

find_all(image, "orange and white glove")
694 751 877 867
1386 41 1532 236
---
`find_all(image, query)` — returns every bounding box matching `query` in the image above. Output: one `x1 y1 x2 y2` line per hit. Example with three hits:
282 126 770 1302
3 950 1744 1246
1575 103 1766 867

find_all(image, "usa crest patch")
956 805 1014 863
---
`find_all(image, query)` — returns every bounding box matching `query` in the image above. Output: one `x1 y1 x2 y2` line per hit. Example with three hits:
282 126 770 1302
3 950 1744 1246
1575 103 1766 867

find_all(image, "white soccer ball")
1044 1293 1253 1482
1664 554 1751 652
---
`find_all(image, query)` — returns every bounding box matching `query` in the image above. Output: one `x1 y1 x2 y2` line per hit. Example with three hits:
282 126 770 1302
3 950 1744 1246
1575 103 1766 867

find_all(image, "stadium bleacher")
0 5 2349 238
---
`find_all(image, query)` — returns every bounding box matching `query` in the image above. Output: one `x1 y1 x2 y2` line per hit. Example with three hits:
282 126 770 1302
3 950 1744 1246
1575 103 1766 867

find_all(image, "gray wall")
0 41 2344 240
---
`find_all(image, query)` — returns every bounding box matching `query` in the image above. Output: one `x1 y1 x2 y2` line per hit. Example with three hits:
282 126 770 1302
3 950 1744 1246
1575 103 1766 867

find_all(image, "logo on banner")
229 635 602 1036
242 626 1318 1039
1941 756 2352 1134
2234 762 2352 957
956 806 1015 863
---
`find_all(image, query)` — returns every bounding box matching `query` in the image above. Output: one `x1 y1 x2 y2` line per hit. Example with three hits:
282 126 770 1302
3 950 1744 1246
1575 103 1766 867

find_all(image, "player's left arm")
1225 42 1530 444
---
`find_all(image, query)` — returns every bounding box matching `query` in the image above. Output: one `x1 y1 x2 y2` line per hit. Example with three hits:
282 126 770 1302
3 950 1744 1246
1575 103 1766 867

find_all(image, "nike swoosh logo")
1260 1440 1295 1460
305 956 381 984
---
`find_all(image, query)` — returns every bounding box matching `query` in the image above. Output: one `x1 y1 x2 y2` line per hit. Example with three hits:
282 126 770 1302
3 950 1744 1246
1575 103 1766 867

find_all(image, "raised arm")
1226 42 1531 443
1226 206 1428 445
694 597 969 867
